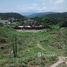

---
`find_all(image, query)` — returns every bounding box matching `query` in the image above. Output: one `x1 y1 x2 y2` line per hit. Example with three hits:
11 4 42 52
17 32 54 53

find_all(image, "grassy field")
0 27 67 67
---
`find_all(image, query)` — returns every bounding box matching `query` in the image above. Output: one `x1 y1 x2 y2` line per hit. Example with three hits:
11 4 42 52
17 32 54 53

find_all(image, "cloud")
18 1 47 12
18 0 65 13
55 0 64 4
0 0 65 13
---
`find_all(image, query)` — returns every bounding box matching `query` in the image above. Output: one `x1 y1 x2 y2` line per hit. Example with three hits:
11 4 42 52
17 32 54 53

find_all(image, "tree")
0 23 3 27
12 35 17 57
10 31 18 57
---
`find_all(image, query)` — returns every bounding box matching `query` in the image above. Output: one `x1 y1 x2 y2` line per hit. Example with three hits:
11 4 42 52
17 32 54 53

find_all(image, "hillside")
29 12 67 18
0 12 25 19
0 27 67 67
45 12 67 18
27 12 54 18
0 12 67 67
32 12 67 27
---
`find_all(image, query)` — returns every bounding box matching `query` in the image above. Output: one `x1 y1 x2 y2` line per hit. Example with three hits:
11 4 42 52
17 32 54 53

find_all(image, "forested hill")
28 12 54 18
0 13 25 19
30 12 67 18
32 12 67 27
45 12 67 18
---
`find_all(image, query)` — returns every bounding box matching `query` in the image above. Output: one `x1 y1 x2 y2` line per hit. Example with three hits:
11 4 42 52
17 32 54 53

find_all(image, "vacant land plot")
0 27 67 67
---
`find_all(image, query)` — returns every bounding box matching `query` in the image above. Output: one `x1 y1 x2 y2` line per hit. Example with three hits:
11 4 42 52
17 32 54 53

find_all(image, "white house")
0 20 11 24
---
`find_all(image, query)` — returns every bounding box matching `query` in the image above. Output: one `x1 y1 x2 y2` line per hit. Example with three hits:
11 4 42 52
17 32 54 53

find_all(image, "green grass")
0 27 67 67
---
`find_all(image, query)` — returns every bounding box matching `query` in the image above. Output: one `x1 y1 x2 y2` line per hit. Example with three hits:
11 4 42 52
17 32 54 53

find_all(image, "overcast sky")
0 0 67 14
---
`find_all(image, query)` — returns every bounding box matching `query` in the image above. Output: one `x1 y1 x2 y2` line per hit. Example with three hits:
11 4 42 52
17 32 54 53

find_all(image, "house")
16 25 32 30
23 19 37 26
15 25 44 30
0 20 11 25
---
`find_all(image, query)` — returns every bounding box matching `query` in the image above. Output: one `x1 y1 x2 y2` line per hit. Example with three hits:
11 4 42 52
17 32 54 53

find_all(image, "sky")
0 0 67 15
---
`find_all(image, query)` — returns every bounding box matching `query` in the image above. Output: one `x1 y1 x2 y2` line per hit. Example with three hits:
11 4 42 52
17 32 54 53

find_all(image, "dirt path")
50 57 67 67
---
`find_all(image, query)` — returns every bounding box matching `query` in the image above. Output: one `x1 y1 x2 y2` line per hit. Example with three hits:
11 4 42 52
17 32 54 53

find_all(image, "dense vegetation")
0 13 25 20
0 12 67 28
0 26 67 67
0 12 67 67
27 12 54 18
32 12 67 27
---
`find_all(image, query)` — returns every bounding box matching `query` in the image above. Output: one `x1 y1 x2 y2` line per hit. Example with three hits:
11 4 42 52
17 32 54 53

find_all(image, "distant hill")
32 12 67 27
45 12 67 18
33 12 67 19
27 12 55 18
27 12 67 18
0 12 25 19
